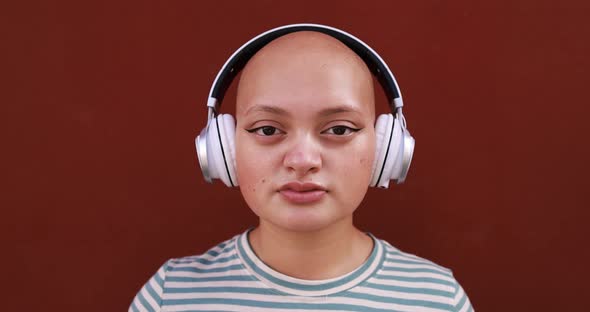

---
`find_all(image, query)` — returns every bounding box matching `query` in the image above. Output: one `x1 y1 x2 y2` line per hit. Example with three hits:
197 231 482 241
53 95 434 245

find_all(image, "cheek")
358 142 376 170
328 133 375 195
235 135 256 186
235 133 277 198
362 130 377 172
350 134 376 177
346 145 374 209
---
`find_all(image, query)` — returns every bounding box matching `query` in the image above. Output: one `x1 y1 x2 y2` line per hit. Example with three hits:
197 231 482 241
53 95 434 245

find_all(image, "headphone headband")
206 23 404 116
197 23 415 188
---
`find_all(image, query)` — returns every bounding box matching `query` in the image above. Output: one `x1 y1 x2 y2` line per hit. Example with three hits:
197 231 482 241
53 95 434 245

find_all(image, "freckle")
261 178 266 183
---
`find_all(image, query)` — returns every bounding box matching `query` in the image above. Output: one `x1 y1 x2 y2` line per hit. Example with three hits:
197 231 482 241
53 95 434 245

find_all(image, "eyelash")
322 126 361 136
246 126 285 136
246 125 361 136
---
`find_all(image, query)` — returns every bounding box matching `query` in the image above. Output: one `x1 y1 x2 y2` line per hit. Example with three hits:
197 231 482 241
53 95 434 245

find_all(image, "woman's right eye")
247 126 284 136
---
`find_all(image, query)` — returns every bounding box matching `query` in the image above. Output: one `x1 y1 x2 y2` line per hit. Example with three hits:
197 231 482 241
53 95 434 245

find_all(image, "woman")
130 25 473 312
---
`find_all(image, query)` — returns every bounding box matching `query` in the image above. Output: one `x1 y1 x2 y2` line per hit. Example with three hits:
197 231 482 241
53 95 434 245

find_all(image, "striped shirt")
129 230 474 312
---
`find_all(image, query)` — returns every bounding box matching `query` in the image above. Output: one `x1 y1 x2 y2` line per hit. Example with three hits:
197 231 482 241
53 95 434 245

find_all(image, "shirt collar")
235 228 384 297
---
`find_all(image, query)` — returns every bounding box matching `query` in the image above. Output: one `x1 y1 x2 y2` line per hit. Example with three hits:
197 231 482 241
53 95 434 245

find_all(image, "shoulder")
374 238 474 311
128 235 242 312
378 238 454 277
165 234 241 275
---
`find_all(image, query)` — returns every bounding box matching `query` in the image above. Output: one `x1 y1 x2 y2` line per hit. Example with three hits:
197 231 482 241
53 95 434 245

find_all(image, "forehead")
235 31 375 118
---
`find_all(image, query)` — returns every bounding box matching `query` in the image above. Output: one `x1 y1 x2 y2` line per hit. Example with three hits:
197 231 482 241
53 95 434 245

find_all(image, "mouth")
278 182 327 204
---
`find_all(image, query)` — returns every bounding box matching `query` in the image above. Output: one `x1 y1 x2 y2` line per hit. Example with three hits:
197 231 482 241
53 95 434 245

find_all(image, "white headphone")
196 23 415 189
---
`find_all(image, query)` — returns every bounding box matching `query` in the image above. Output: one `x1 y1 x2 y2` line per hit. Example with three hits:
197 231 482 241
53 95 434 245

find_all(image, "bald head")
236 31 375 119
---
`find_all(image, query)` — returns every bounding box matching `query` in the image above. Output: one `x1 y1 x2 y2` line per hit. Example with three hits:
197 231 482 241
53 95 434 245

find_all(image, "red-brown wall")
3 1 589 311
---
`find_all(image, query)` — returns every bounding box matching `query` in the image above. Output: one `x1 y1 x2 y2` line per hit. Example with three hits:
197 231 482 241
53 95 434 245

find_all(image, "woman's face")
234 32 376 232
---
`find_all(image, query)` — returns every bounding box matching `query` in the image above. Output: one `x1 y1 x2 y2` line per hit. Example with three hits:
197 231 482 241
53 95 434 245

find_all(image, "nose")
283 133 322 177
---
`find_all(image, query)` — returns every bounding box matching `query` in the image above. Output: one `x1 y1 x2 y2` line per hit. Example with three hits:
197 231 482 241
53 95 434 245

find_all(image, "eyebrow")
318 105 362 117
245 105 291 116
244 104 362 117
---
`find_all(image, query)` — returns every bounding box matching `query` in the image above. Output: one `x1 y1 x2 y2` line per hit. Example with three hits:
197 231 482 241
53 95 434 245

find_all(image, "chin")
265 204 351 233
276 219 332 233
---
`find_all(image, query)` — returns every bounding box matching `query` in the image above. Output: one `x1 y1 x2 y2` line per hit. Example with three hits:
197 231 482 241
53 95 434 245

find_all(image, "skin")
235 31 376 280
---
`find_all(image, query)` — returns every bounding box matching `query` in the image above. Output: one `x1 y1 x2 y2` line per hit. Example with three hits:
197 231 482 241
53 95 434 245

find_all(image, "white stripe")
377 270 457 283
157 266 166 279
173 240 236 263
351 286 452 304
167 269 249 279
459 299 471 312
165 304 344 312
176 251 235 263
196 249 237 261
148 278 163 300
385 253 451 272
383 241 402 252
140 286 159 311
179 246 237 262
382 260 452 274
164 280 270 289
385 253 432 264
164 292 307 301
167 258 241 270
205 238 237 253
383 247 440 264
170 255 237 268
131 296 148 312
163 293 452 312
169 252 237 266
455 285 472 312
369 276 455 292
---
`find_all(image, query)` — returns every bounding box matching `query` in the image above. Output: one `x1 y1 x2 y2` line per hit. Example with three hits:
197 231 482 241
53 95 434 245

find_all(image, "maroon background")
3 1 589 311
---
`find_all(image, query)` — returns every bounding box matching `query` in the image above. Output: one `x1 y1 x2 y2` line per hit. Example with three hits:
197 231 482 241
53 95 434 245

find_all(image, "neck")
248 217 374 280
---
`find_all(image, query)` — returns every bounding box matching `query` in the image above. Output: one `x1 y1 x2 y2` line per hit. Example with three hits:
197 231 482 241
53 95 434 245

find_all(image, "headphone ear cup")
381 116 403 187
199 115 237 187
217 114 237 187
370 114 393 187
370 114 403 188
396 126 415 183
208 114 237 187
196 126 211 183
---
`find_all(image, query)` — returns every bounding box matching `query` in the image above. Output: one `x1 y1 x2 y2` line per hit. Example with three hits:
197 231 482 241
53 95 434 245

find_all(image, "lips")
278 182 327 204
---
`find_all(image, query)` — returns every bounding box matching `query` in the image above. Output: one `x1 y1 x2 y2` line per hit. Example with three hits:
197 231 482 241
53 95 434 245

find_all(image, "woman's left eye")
322 126 360 136
247 126 283 136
